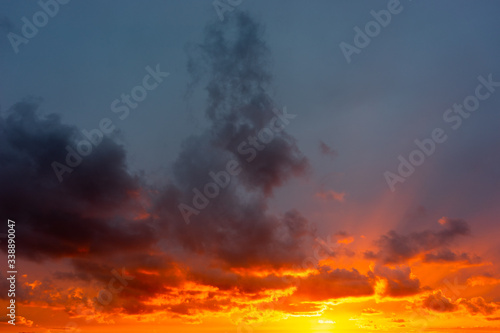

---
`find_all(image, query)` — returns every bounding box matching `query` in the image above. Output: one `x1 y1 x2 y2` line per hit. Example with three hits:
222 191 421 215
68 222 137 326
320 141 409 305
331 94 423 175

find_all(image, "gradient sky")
1 0 500 332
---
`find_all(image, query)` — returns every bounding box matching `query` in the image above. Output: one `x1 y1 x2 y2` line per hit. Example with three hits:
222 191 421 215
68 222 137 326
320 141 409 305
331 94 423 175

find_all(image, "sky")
1 0 500 332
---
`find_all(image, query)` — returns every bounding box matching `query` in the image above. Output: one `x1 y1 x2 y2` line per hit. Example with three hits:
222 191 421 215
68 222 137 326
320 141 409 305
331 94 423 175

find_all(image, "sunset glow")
2 1 500 332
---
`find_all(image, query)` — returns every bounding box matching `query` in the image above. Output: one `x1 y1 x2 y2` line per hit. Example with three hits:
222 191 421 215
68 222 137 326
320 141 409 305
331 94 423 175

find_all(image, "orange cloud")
467 276 500 287
316 190 346 202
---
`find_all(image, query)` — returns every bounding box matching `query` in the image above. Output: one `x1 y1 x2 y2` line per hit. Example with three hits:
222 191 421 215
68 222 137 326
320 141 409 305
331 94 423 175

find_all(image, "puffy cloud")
365 218 470 264
292 266 374 301
423 249 481 264
147 12 314 272
375 265 422 298
467 275 500 287
0 100 157 261
459 297 500 316
422 291 458 312
420 292 500 317
1 10 494 328
0 13 313 273
186 266 290 294
0 13 316 323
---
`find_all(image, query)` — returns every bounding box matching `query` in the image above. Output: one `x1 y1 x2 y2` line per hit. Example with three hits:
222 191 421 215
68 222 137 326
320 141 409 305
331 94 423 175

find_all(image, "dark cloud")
1 1 499 328
319 141 337 157
423 249 481 265
292 267 375 301
375 265 422 298
459 297 500 316
365 218 470 264
187 267 289 294
153 12 312 269
421 292 500 317
422 291 458 312
181 12 308 195
0 13 317 321
1 12 485 326
0 100 157 260
0 13 312 271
